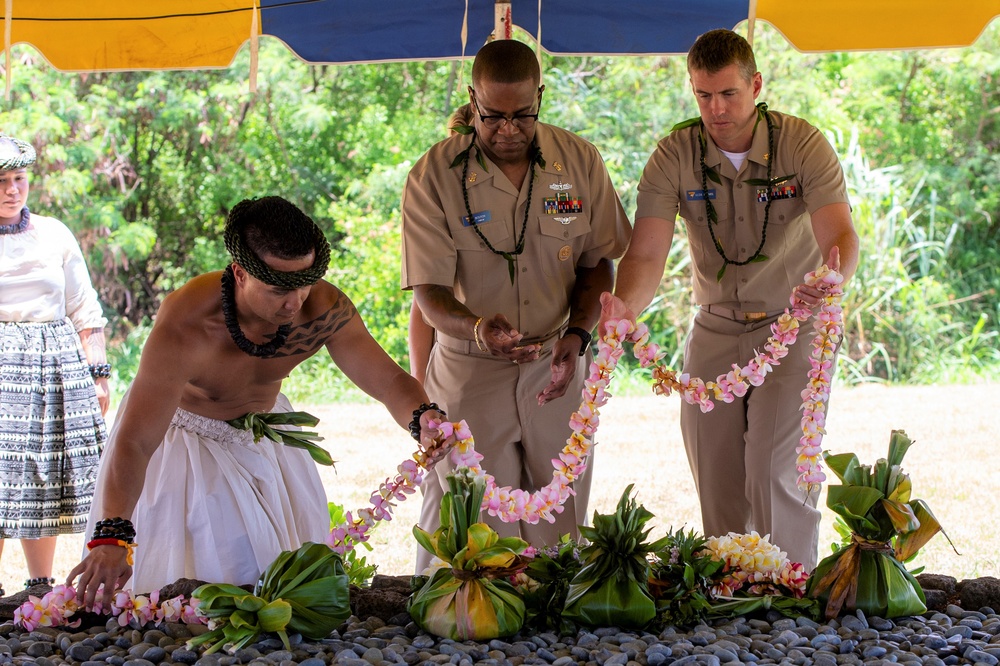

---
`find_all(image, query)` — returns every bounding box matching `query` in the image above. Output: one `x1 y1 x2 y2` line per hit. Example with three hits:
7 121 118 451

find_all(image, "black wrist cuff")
89 363 112 379
409 402 446 441
564 326 593 356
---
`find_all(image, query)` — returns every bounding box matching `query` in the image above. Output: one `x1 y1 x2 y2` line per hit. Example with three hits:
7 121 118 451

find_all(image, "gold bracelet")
473 316 487 353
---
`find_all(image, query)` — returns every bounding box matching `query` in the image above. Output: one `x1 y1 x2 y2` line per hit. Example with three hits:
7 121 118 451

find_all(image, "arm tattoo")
268 296 358 358
80 327 108 363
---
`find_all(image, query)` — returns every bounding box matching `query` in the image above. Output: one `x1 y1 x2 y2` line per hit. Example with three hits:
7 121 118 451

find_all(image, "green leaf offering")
514 535 583 635
648 528 724 628
187 542 350 654
409 468 528 640
808 430 955 619
563 485 666 630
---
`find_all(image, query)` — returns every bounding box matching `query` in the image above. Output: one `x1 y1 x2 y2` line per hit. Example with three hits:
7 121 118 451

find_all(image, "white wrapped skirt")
87 392 329 592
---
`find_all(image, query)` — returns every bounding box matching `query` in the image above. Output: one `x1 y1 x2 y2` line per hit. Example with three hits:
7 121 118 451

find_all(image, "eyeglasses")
471 96 539 131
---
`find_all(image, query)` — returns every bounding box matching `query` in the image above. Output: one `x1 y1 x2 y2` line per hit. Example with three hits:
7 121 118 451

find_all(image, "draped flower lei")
327 315 633 550
327 264 844 550
640 265 845 494
16 266 843 631
13 584 204 632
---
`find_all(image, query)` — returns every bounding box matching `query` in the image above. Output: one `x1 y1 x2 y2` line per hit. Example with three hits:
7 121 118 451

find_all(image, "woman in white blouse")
0 134 109 597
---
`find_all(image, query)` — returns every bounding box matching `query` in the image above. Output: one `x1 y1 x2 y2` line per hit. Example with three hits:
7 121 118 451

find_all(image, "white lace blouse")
0 212 107 330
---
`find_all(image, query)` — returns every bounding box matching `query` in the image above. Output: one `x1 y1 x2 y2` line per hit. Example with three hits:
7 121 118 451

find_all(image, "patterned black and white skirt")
0 318 107 539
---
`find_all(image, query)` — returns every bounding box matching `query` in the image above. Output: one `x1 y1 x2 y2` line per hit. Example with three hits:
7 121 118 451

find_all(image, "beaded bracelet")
409 402 445 441
87 538 136 566
89 363 112 379
25 577 55 588
92 516 136 542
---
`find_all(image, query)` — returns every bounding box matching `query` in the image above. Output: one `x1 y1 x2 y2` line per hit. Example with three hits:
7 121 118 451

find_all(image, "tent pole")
494 1 512 40
747 0 758 46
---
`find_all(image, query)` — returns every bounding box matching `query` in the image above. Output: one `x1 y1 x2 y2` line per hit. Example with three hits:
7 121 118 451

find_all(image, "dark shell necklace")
221 266 291 358
456 133 544 283
0 207 29 235
699 103 781 281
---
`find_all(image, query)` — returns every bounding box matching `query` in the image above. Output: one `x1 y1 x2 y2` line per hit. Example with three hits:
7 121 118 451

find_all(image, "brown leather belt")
701 305 781 323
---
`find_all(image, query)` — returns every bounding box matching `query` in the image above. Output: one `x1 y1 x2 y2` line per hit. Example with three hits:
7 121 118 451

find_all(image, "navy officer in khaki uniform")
401 39 631 572
610 29 859 571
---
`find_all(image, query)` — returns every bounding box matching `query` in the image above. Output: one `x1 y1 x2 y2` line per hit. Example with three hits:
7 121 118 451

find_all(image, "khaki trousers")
680 309 823 570
415 339 592 572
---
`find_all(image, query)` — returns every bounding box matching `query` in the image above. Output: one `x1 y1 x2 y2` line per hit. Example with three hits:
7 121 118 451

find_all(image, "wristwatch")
563 326 593 356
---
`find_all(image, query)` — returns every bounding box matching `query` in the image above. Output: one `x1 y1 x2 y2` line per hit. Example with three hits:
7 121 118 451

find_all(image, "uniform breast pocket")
453 217 511 251
757 181 806 225
537 215 592 278
680 192 729 228
758 199 806 225
452 219 512 301
681 194 730 268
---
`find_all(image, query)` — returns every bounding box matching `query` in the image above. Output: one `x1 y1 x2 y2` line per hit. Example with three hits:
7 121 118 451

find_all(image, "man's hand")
419 409 455 467
480 313 541 363
791 246 841 309
68 544 132 611
536 335 580 405
596 291 638 344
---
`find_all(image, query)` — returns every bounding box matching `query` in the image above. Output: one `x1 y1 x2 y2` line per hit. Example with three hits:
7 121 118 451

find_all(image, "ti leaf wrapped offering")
808 430 953 619
187 542 350 654
563 485 667 630
513 535 583 635
648 528 725 627
409 467 529 640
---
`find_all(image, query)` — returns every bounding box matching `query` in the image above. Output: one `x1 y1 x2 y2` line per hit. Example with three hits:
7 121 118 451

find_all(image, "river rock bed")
1 575 998 666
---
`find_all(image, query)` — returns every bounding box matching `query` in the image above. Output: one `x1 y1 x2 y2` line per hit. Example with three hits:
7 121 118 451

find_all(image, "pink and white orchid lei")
324 264 842 550
13 584 203 632
411 316 632 525
325 307 637 544
636 265 845 494
327 455 429 553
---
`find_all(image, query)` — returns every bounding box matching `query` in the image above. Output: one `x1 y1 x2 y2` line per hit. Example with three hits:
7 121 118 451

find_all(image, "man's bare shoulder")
268 280 359 359
154 272 225 335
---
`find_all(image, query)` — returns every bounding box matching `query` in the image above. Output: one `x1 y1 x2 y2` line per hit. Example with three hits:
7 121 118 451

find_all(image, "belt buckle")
743 311 767 322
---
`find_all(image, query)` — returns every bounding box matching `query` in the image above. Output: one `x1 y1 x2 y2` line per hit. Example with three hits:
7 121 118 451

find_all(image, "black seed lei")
700 102 776 281
459 135 543 284
221 266 291 358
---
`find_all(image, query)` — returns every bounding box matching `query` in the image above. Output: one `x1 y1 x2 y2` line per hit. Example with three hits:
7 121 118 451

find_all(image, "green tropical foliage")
187 542 350 654
3 21 998 397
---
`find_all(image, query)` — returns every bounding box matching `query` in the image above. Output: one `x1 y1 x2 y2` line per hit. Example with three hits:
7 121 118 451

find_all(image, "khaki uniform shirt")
401 123 631 342
636 110 849 312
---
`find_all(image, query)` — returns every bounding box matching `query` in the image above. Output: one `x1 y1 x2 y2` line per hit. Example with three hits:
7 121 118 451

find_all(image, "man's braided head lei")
0 135 36 171
224 196 331 288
